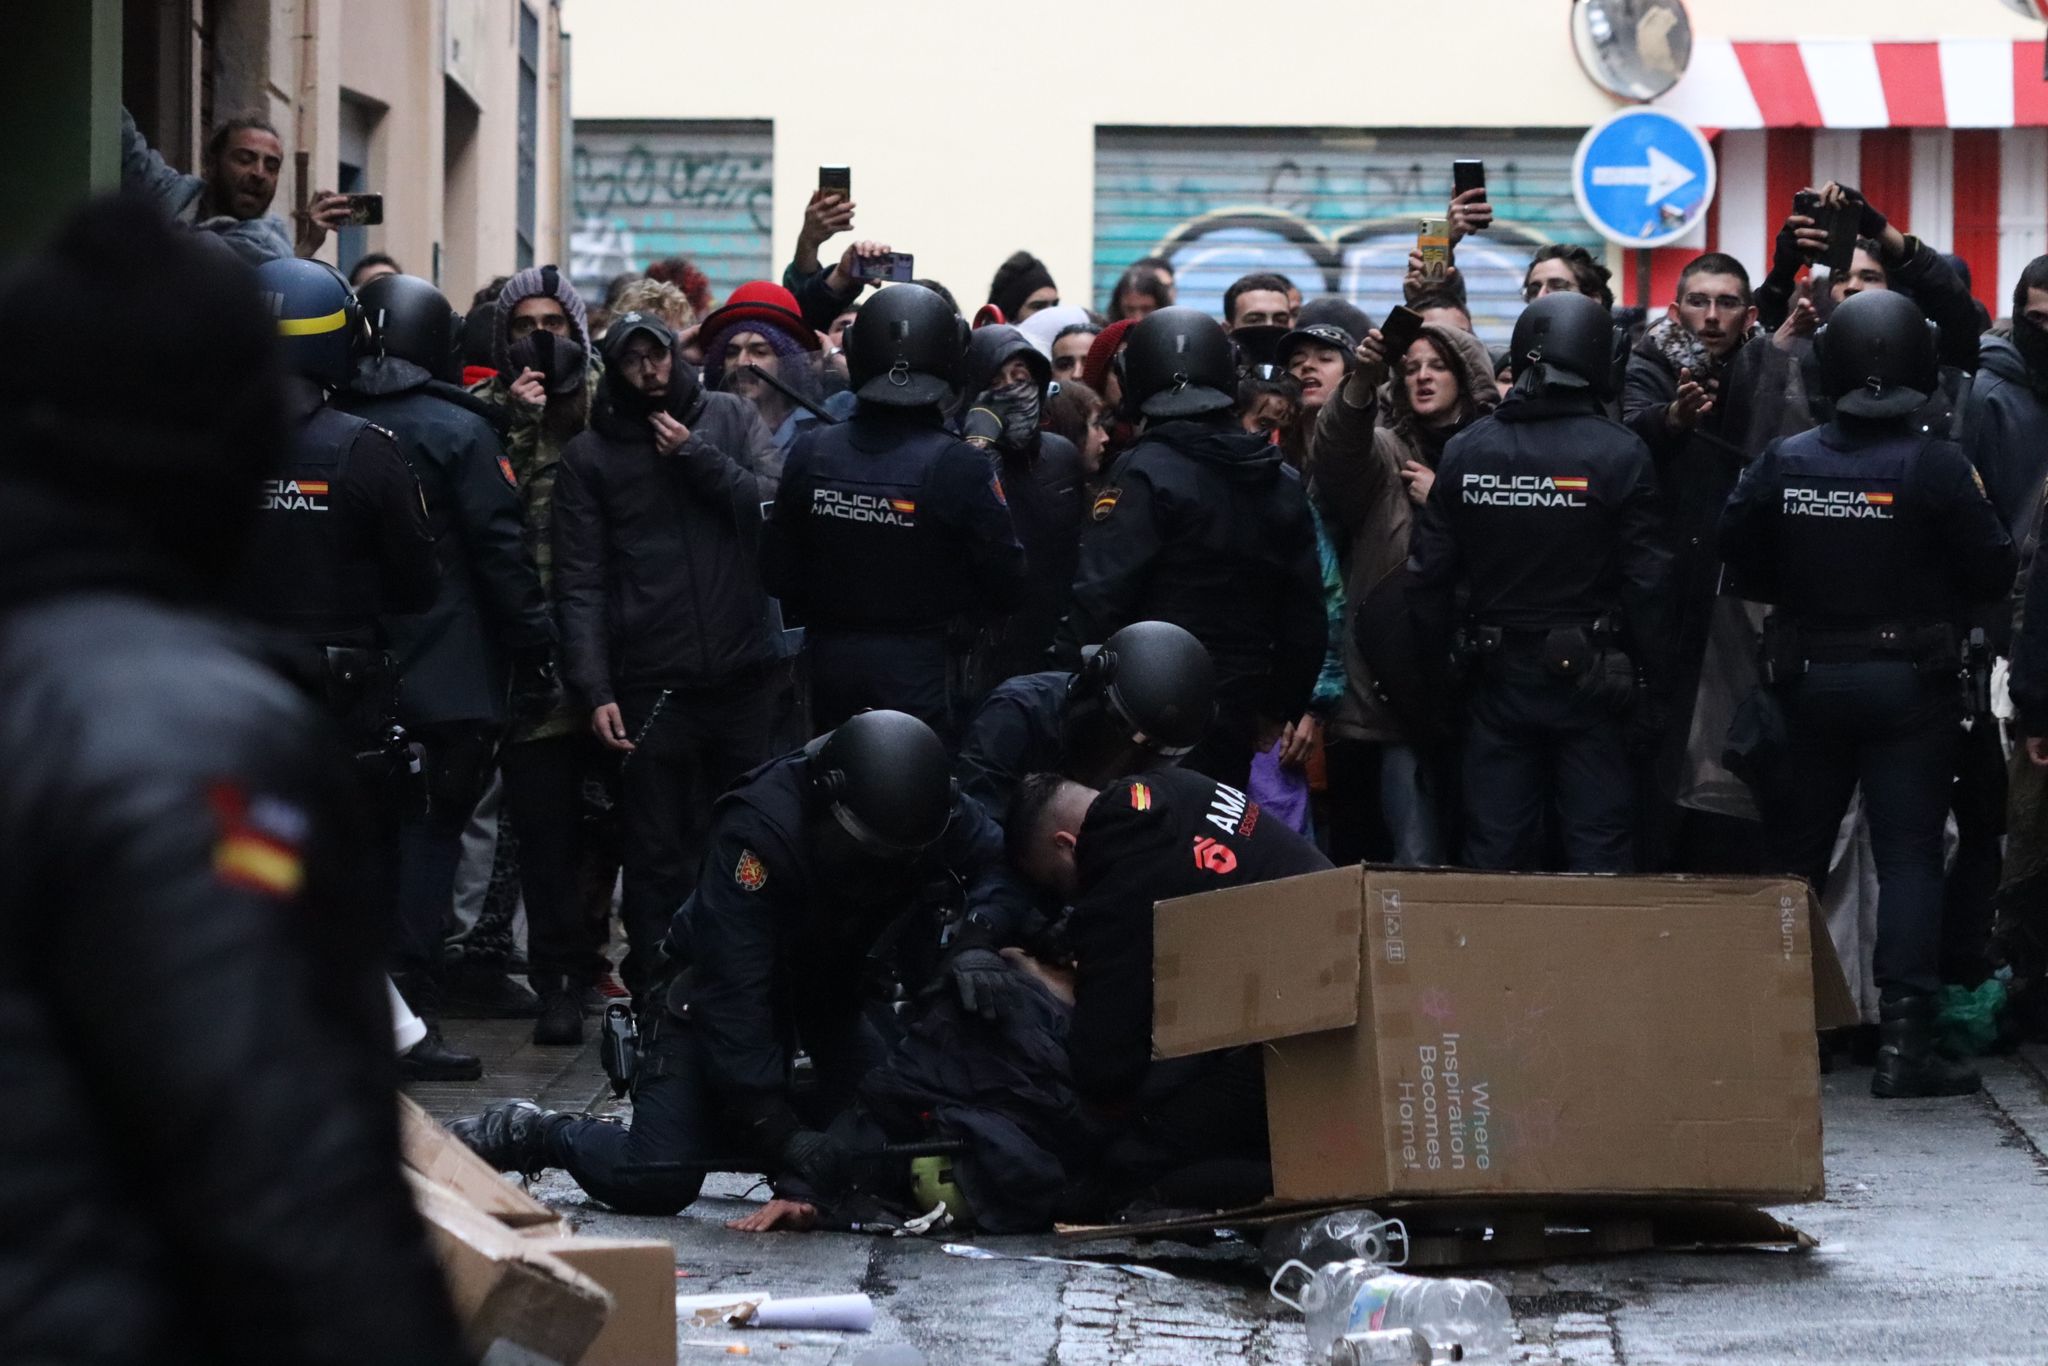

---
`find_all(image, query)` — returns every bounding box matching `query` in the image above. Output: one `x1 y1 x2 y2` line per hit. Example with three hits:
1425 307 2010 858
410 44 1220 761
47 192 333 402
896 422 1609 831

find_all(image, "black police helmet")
1123 307 1238 419
805 710 955 857
1817 288 1940 420
845 284 969 408
358 273 460 382
255 256 366 388
1069 621 1216 758
1509 291 1614 397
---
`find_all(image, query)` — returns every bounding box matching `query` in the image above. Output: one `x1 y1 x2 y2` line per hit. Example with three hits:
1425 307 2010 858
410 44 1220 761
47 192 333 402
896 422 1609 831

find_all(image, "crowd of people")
11 105 2048 1359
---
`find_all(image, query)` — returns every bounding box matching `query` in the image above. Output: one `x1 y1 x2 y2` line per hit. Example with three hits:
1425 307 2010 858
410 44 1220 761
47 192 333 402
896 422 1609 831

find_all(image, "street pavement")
414 1020 2048 1364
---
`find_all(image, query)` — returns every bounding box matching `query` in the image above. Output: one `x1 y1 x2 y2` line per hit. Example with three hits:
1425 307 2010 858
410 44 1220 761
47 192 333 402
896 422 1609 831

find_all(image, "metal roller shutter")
569 119 773 309
1095 128 1606 344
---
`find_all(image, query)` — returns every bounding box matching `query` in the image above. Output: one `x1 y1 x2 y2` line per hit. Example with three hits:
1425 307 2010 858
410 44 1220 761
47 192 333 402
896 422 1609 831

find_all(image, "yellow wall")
562 0 2041 308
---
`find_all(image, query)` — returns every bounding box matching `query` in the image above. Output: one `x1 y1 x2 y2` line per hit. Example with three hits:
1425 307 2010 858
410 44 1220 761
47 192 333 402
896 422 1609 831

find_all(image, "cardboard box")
525 1237 677 1366
407 1169 613 1364
398 1093 564 1234
1151 869 1855 1207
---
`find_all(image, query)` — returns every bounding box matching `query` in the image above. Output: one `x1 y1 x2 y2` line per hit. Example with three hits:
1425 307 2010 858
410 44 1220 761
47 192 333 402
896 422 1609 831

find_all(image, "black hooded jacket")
552 343 784 705
0 477 465 1364
957 326 1088 688
342 355 552 725
1058 416 1325 723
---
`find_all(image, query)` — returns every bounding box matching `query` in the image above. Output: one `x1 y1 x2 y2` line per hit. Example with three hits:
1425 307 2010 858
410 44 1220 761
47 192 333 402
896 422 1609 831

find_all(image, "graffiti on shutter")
571 119 773 309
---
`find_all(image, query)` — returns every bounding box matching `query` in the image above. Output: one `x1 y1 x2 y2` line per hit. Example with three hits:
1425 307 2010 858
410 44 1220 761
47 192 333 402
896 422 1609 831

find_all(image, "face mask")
2015 318 2048 384
507 328 589 397
990 377 1042 452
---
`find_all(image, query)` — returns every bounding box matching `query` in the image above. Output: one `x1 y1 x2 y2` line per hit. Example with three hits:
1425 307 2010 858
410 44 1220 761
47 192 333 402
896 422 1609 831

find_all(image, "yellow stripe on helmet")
277 307 350 337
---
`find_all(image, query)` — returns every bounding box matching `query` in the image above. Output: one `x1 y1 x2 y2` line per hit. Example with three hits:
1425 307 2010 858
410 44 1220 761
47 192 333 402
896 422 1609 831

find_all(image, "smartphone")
850 250 915 284
818 166 851 199
1453 159 1487 196
1792 190 1857 274
1417 218 1451 282
1380 304 1426 357
342 192 383 227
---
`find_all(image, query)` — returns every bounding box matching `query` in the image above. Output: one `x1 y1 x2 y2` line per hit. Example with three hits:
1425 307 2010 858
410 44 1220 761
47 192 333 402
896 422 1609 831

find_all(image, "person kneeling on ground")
449 710 1034 1224
1004 765 1331 1209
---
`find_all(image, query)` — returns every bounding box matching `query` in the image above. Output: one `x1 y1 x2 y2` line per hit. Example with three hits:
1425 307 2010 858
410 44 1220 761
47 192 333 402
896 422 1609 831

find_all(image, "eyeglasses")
1682 294 1748 314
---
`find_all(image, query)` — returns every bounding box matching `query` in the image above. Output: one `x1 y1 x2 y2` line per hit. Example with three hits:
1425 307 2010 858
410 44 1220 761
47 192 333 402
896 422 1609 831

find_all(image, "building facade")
562 0 2047 338
6 0 570 308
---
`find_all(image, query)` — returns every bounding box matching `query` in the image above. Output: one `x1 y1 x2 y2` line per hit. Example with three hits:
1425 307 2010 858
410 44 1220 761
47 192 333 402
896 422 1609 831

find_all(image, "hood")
960 324 1052 405
592 341 703 441
1386 322 1500 438
492 264 591 375
1979 332 2048 395
1017 304 1092 360
1143 418 1286 483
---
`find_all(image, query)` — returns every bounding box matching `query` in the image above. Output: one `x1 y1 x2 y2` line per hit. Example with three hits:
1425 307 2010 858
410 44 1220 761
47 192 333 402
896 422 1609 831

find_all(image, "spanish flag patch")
1129 782 1153 811
1551 477 1589 491
1863 492 1895 507
207 781 306 898
1092 488 1121 521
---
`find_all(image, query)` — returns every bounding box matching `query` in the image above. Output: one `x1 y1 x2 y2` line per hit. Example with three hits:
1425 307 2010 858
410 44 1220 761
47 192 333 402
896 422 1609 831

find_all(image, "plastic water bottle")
1260 1208 1409 1275
1329 1328 1464 1364
1273 1263 1513 1361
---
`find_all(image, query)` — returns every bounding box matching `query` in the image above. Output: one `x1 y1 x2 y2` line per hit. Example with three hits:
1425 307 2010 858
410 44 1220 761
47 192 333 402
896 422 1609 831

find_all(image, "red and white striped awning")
1653 38 2048 129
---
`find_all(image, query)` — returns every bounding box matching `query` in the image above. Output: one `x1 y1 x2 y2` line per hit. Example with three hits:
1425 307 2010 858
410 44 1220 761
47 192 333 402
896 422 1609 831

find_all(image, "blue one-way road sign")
1572 108 1716 249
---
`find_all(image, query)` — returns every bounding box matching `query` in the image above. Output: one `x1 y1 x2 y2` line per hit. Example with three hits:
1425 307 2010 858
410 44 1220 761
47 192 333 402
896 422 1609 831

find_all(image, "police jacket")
1066 766 1331 1102
763 405 1025 637
955 669 1072 824
1059 416 1326 723
553 363 782 706
1964 333 2048 564
1407 390 1675 688
0 482 465 1365
1719 419 2016 629
982 432 1087 688
342 356 553 726
235 378 438 649
660 751 1028 1110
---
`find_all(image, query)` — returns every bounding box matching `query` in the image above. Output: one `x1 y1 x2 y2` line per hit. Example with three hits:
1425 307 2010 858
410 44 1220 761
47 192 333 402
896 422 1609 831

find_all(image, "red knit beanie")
1081 319 1135 397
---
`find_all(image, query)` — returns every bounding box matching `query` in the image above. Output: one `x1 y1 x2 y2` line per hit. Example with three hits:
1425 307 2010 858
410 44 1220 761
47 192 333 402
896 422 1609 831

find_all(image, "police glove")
779 1128 856 1198
942 945 1022 1023
509 646 565 727
962 400 1004 448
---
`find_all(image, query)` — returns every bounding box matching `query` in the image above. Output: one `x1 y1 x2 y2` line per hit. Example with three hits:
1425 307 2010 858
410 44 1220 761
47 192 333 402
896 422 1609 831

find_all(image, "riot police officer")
342 274 569 1041
448 710 1032 1218
1721 289 2016 1098
1056 307 1326 790
1407 291 1674 873
763 285 1025 740
241 257 460 1073
955 619 1216 826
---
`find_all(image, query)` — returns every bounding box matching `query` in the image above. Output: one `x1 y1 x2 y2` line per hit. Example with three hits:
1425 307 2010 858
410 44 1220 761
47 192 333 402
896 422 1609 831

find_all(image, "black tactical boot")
531 975 584 1046
1871 994 1981 1099
448 1099 566 1175
393 971 483 1081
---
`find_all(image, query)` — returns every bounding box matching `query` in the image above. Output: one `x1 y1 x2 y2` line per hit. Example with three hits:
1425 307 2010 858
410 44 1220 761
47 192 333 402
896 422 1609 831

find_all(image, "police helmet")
845 284 969 408
805 710 955 858
1122 307 1238 419
358 273 460 382
1508 291 1613 397
1817 288 1940 420
255 256 366 388
1067 621 1216 760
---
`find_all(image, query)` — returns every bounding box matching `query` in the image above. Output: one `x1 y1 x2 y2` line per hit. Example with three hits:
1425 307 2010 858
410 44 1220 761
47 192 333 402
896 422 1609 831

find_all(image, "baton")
744 363 841 425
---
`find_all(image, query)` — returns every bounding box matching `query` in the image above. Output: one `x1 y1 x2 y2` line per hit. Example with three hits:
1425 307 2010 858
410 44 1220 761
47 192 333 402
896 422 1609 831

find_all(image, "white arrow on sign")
1590 146 1697 206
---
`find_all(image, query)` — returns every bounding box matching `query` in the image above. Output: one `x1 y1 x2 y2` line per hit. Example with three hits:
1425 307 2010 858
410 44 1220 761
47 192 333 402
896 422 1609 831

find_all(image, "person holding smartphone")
1306 312 1500 866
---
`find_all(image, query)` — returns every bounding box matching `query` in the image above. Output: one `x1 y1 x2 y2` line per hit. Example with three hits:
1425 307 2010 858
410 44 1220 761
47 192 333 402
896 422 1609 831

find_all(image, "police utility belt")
1760 618 1962 683
1457 616 1624 679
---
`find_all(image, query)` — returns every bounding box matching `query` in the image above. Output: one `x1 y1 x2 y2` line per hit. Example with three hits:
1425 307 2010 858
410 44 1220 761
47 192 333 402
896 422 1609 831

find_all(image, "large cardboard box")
398 1093 565 1234
526 1236 678 1366
1151 868 1856 1207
